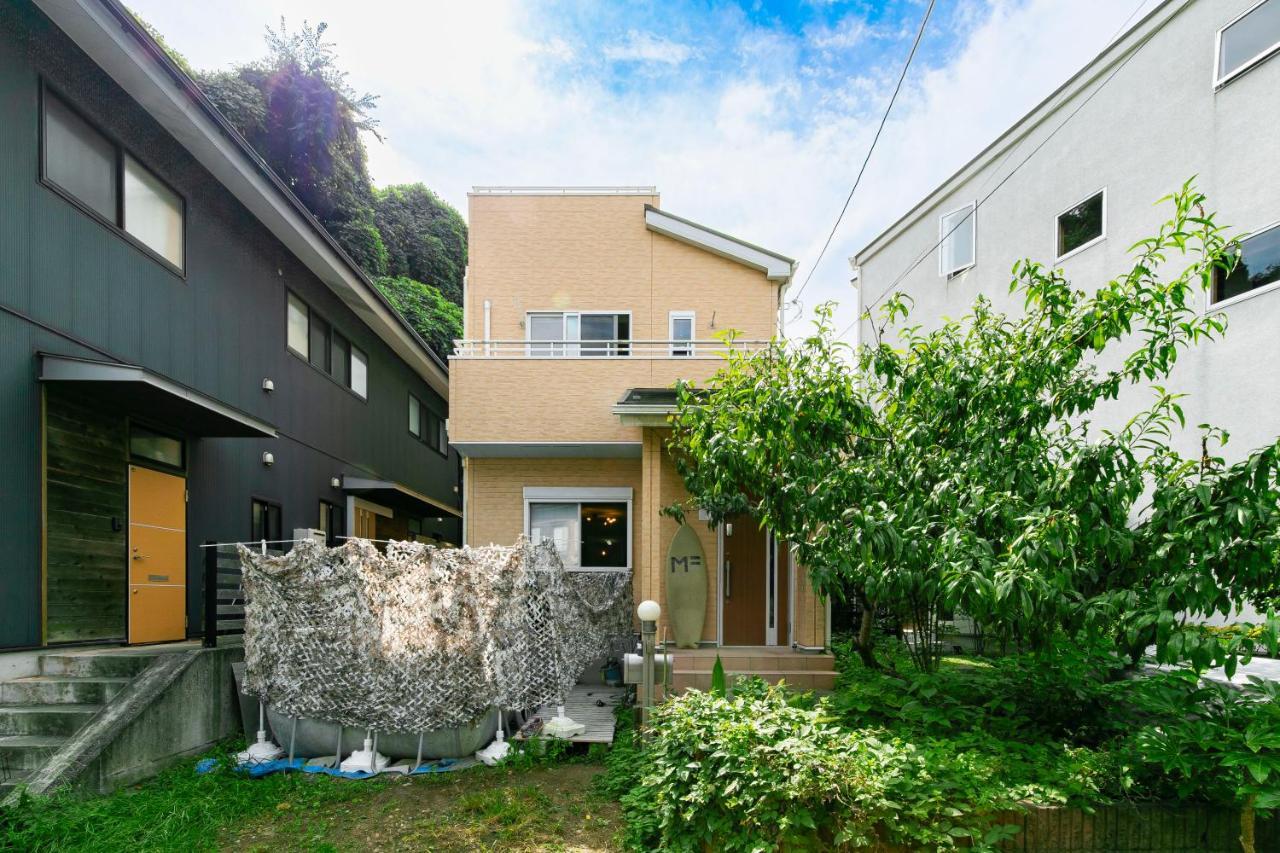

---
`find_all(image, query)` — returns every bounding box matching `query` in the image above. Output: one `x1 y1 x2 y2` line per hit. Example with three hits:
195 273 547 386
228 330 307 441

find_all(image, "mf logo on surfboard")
670 555 702 573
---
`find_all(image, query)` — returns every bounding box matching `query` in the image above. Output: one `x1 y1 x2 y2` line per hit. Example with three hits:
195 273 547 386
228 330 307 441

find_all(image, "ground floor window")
318 500 344 546
524 488 631 570
251 498 282 543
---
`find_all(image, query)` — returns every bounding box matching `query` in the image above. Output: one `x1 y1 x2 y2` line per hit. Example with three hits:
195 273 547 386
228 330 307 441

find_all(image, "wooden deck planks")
516 685 625 744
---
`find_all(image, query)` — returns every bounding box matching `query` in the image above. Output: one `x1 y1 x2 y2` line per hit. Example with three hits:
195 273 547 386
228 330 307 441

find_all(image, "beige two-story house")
449 187 832 688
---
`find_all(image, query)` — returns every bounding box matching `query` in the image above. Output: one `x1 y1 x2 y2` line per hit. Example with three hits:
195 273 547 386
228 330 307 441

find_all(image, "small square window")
1214 223 1280 304
669 312 695 357
1056 190 1106 260
938 203 976 276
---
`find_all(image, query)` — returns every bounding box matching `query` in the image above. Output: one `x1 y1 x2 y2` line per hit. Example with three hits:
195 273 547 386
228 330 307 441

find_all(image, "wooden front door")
721 514 768 645
128 465 186 644
354 505 378 539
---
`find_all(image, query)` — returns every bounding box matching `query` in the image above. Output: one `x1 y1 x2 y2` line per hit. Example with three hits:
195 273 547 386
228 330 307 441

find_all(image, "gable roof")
644 206 795 282
35 0 450 398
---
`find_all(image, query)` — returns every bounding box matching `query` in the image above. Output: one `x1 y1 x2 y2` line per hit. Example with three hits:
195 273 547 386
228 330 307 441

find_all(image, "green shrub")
620 683 1022 851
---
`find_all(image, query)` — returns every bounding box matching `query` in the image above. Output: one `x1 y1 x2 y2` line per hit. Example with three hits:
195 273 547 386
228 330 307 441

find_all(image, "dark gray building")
0 0 462 649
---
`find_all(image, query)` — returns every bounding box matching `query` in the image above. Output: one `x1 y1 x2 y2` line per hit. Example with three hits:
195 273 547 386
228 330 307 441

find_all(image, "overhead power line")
842 0 1158 341
788 0 937 308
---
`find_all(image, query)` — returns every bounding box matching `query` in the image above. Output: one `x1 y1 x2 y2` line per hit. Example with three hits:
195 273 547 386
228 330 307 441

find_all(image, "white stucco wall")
854 0 1280 621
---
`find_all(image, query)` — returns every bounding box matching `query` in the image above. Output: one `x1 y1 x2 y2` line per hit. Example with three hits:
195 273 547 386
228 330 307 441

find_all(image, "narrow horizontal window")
1214 223 1280 304
129 424 184 470
1217 0 1280 85
1056 190 1105 259
938 203 976 276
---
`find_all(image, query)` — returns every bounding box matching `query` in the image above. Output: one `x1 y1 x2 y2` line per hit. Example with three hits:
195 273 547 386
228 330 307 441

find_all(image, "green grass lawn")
0 743 622 852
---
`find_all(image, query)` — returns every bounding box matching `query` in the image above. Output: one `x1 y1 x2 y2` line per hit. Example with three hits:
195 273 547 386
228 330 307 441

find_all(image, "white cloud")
129 0 1160 342
602 30 695 65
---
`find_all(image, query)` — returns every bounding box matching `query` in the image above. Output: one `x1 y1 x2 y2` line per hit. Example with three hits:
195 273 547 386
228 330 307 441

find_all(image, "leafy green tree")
198 19 387 275
669 184 1280 672
374 276 462 357
374 184 467 305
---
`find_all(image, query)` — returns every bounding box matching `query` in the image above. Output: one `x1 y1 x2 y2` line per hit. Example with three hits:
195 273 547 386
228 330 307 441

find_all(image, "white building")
853 0 1280 466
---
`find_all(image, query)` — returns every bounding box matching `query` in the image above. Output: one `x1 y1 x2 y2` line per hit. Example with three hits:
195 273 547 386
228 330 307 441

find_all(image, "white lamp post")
637 599 661 726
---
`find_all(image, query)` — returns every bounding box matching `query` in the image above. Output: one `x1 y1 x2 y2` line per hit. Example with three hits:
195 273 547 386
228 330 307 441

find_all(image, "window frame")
522 487 633 572
38 81 187 278
127 421 186 473
1214 0 1280 88
250 497 283 544
408 393 449 457
669 310 696 357
937 201 977 277
524 310 633 358
318 499 344 547
284 290 368 400
1208 219 1280 309
1054 188 1108 263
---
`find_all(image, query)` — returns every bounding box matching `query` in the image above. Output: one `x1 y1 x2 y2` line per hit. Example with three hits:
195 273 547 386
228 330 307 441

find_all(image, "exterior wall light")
262 451 274 467
330 477 342 489
262 378 274 392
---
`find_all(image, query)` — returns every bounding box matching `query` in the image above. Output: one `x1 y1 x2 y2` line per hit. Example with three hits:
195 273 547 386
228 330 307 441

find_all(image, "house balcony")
448 339 768 450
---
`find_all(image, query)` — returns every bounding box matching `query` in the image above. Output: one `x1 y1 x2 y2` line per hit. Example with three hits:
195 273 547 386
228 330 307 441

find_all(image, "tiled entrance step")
670 648 837 693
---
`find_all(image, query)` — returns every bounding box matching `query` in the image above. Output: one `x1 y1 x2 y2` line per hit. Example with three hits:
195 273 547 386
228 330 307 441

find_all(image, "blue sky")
128 0 1158 337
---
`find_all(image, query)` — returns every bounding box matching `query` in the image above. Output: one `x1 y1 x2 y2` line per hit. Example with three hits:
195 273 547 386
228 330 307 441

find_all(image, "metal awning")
342 476 462 518
612 387 706 427
38 353 276 438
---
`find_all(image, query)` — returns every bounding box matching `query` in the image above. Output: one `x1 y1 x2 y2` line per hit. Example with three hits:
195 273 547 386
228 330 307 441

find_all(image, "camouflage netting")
238 537 633 732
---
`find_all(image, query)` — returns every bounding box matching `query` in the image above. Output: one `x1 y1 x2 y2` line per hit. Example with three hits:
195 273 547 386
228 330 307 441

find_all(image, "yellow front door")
354 505 377 539
128 465 186 644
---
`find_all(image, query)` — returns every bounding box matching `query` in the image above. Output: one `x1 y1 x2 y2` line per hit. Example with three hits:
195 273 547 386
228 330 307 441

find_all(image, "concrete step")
39 653 157 679
0 704 102 736
671 669 837 693
0 769 32 799
0 676 130 706
0 735 66 772
673 652 835 673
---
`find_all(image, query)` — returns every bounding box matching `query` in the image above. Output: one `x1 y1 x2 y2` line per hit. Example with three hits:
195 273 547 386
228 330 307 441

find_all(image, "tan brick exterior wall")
453 191 825 648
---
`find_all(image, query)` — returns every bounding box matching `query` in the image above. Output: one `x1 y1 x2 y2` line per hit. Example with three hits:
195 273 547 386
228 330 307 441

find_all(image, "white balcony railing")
450 339 771 359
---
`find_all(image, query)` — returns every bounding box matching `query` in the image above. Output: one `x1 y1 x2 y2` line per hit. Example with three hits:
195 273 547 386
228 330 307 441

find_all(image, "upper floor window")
1056 189 1106 261
669 311 695 357
1214 222 1280 305
41 88 184 272
286 292 367 398
938 203 976 277
409 394 448 455
1216 0 1280 87
526 312 631 357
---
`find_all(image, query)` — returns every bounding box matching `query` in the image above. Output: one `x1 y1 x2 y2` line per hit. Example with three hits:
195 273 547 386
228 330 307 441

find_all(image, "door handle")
724 560 732 599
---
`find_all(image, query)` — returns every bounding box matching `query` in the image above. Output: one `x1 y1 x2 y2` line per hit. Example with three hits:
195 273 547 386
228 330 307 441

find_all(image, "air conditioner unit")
292 528 326 548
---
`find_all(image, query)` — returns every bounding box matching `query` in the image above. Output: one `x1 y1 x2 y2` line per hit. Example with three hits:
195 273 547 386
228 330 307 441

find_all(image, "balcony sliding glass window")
525 312 630 357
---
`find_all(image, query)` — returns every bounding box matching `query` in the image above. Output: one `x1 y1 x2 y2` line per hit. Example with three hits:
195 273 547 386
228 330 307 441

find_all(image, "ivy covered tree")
669 184 1280 672
199 20 388 275
374 276 462 358
375 184 468 305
